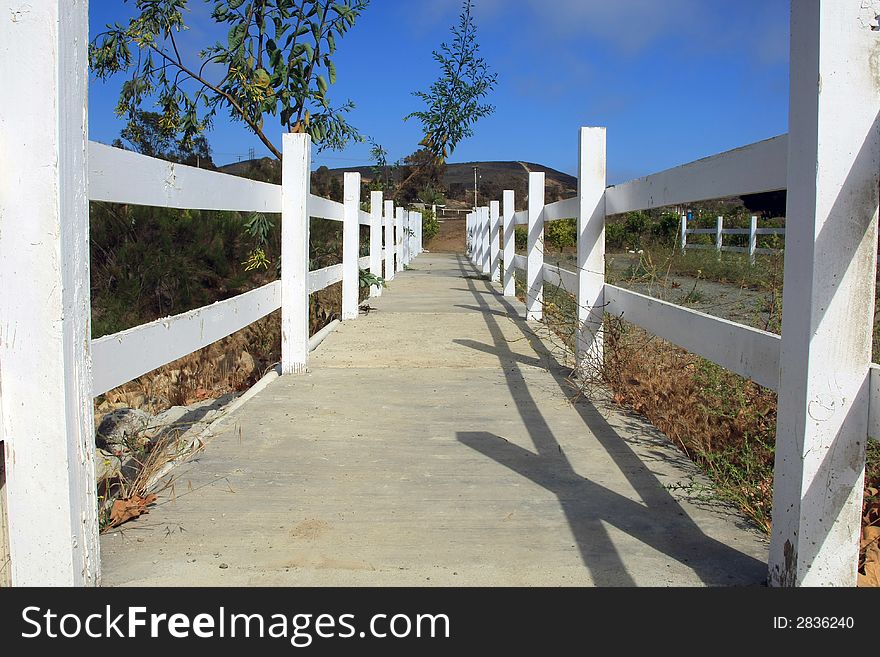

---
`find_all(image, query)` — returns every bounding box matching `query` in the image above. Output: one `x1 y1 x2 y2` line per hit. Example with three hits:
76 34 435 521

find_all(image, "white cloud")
524 0 706 54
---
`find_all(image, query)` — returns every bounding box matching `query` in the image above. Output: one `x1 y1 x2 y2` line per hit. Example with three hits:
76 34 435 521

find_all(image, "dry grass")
534 277 878 583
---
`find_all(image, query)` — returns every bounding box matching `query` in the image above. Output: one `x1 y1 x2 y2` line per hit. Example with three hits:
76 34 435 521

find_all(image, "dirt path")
546 251 778 332
428 216 466 252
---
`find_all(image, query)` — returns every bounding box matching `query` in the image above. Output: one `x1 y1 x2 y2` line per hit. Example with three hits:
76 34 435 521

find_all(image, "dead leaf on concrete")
109 493 158 527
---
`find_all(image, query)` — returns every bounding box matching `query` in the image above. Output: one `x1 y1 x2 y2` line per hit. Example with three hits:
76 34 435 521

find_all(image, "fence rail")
681 214 784 262
467 3 880 586
88 143 419 399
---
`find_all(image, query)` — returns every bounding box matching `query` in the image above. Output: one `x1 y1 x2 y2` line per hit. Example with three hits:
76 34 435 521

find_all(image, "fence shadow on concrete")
451 254 766 586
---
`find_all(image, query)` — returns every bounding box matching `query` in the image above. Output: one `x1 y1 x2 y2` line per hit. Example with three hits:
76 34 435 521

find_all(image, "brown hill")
218 158 577 211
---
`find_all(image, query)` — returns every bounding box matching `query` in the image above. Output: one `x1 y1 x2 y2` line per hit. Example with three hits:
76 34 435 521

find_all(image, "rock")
238 351 256 375
96 408 151 453
95 448 122 483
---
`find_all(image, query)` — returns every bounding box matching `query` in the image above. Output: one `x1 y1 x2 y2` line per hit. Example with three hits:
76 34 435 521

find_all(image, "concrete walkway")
101 253 768 586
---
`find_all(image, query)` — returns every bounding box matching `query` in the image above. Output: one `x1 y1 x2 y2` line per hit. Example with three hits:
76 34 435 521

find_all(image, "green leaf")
327 60 336 84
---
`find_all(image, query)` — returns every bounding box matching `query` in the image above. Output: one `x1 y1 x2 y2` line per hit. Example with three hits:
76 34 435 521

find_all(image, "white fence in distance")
681 214 785 263
467 2 880 587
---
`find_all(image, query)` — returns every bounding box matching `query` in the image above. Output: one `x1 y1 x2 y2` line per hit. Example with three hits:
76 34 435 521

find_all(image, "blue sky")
88 0 790 183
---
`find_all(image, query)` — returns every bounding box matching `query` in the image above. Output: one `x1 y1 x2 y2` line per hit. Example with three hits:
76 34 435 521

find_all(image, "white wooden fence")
0 3 422 585
680 214 785 263
468 1 880 587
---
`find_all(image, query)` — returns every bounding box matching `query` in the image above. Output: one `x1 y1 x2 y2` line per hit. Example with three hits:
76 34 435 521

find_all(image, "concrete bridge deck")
101 252 768 586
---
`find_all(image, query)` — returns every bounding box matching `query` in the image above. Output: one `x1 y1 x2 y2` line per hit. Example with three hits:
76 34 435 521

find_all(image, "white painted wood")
309 264 343 294
358 209 371 226
403 211 412 267
768 0 880 588
605 134 788 214
369 191 383 297
543 196 579 222
604 285 781 390
481 206 491 275
396 208 405 272
281 133 311 374
416 211 423 254
577 127 607 370
309 194 344 222
93 282 281 396
716 216 723 251
0 1 99 585
513 210 528 226
680 215 687 251
543 263 579 292
89 142 282 212
748 215 758 265
502 190 516 297
489 201 501 282
527 173 545 321
512 254 527 271
342 173 360 320
869 365 880 441
384 200 395 282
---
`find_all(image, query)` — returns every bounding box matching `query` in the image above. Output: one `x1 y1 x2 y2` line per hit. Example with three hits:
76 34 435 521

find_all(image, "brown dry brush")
535 279 878 584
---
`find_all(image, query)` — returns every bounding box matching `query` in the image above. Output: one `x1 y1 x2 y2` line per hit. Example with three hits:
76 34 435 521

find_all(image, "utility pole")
473 165 479 210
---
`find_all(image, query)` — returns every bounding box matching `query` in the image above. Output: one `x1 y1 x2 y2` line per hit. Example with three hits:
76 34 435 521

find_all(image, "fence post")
369 191 383 297
768 0 880 587
281 133 312 374
417 211 423 255
341 172 360 320
0 0 99 585
527 172 545 321
395 207 405 272
716 216 723 253
480 207 491 276
680 214 687 252
576 127 607 371
502 190 516 297
748 215 758 265
384 200 395 282
489 201 501 283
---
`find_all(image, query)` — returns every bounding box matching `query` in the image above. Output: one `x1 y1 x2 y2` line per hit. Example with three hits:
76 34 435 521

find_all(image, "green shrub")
605 223 626 249
545 218 577 249
652 212 680 245
420 207 440 242
514 225 527 251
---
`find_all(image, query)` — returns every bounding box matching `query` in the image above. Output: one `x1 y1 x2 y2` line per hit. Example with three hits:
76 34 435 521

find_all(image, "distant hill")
218 158 577 211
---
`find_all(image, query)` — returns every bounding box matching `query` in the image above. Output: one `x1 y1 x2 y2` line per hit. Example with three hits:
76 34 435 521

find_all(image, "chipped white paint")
89 142 282 212
526 173 545 321
369 191 383 297
281 134 311 374
502 190 516 297
489 201 501 283
0 0 99 585
769 0 880 587
576 127 606 369
342 173 360 320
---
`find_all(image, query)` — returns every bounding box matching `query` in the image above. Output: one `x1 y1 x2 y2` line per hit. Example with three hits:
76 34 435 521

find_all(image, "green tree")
113 109 215 167
406 0 497 164
90 0 369 160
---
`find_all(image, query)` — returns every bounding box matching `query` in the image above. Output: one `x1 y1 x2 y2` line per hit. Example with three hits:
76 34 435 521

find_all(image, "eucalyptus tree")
90 0 370 159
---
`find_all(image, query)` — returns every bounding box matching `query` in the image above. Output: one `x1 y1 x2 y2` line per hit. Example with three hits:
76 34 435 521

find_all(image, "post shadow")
452 253 766 585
